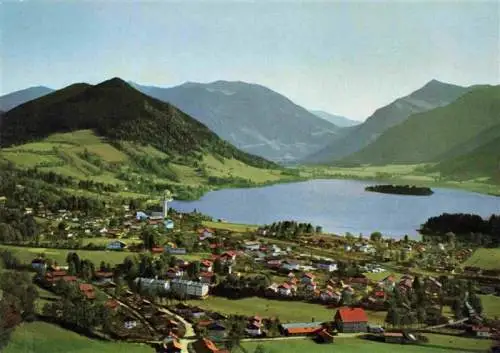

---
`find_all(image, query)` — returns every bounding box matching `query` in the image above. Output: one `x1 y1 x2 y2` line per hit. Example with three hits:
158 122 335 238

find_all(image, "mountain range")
1 78 498 182
0 78 275 169
303 80 477 164
0 86 54 112
309 110 360 127
130 81 340 162
344 85 500 175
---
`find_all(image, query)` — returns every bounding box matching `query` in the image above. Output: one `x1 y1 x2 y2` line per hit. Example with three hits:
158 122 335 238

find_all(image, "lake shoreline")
172 179 500 239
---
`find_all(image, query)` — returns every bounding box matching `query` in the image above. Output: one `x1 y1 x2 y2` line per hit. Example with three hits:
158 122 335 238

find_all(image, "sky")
1 1 499 120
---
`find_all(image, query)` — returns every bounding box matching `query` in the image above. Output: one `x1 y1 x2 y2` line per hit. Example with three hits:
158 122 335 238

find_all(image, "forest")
421 213 500 246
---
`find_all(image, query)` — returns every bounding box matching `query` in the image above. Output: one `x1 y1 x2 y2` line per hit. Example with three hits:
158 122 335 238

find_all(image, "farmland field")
186 296 336 322
4 322 153 353
464 248 500 270
480 294 500 318
0 244 209 265
242 335 493 353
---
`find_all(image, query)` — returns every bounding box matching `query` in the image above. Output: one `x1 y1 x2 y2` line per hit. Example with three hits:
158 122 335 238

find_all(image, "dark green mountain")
0 78 276 169
0 86 54 112
428 123 500 181
303 80 475 164
310 110 360 127
343 85 500 165
131 81 340 162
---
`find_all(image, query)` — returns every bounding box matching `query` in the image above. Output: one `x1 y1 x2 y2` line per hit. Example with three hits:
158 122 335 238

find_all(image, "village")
0 193 498 353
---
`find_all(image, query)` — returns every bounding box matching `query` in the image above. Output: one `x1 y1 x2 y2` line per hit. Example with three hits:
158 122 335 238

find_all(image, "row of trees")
421 213 500 246
384 276 483 328
258 221 322 239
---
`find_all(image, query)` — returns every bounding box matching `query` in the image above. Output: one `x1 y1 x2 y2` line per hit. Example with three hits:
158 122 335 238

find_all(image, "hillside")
0 78 276 169
310 110 360 127
0 129 292 200
132 81 340 162
303 80 475 164
343 85 500 166
0 86 54 112
429 132 500 182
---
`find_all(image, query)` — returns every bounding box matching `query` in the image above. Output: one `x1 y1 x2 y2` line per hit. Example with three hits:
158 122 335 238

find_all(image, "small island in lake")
365 184 434 196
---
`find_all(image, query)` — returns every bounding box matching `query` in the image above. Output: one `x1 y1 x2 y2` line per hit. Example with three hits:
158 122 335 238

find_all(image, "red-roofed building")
334 307 368 333
79 283 96 300
192 338 228 353
278 283 293 296
220 251 237 263
201 260 213 272
104 299 120 310
151 247 165 254
301 273 316 284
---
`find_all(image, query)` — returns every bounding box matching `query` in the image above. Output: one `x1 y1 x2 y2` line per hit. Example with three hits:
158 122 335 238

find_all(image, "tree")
187 261 200 279
370 232 382 242
213 258 223 274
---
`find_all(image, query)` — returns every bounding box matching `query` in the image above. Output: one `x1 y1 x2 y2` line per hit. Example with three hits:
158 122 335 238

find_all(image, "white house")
359 244 375 253
278 283 293 296
134 278 170 294
200 260 213 272
246 317 262 336
281 260 300 271
124 317 138 329
316 262 338 272
170 279 209 298
243 241 261 251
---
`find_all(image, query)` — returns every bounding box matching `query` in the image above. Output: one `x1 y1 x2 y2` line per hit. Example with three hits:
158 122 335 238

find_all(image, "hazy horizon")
2 1 499 120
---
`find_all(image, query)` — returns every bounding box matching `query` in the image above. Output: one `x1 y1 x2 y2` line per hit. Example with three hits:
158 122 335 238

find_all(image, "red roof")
303 273 315 278
221 251 237 258
286 327 321 334
95 271 113 278
201 260 213 267
104 299 120 310
151 247 164 253
336 307 368 323
279 283 291 289
79 283 96 299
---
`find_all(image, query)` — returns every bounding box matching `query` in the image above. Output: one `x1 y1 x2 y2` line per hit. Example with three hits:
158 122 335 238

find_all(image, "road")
158 307 196 353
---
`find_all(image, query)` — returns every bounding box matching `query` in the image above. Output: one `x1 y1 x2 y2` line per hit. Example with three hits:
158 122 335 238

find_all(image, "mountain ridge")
310 110 360 127
343 85 500 165
0 77 276 169
0 86 55 112
131 80 340 162
303 80 477 164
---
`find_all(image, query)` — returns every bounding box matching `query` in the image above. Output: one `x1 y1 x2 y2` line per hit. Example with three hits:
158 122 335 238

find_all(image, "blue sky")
2 1 498 120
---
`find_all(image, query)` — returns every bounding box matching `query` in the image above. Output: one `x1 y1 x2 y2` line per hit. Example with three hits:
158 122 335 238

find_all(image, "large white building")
134 278 170 295
170 279 209 298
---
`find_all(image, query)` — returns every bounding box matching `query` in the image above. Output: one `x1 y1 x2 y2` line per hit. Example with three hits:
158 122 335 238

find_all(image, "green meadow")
242 335 493 353
4 322 153 353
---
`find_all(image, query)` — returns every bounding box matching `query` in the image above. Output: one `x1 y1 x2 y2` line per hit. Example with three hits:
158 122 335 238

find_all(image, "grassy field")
480 294 500 318
242 335 493 353
202 220 259 232
300 164 500 196
0 244 209 265
464 248 500 270
187 296 336 322
4 322 153 353
0 130 291 198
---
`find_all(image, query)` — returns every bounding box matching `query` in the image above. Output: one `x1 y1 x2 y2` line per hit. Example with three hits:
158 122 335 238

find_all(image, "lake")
171 179 500 239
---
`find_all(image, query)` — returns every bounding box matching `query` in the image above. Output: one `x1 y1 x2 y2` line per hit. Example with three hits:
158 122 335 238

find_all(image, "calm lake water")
171 179 500 239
